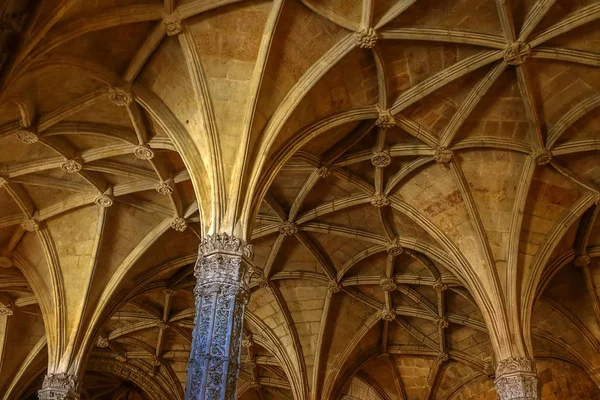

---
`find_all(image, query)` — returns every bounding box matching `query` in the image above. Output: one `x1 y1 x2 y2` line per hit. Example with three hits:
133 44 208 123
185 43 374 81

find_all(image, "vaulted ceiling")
0 0 600 399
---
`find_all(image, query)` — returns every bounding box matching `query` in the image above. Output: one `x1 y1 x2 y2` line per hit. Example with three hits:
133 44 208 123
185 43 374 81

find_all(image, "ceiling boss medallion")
503 41 531 65
16 126 39 144
354 28 378 48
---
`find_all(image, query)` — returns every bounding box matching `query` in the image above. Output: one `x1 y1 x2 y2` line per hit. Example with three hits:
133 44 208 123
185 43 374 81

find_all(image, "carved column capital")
494 357 539 400
38 373 80 400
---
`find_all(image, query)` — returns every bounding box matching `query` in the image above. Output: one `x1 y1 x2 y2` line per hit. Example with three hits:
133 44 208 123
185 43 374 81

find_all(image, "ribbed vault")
0 0 599 399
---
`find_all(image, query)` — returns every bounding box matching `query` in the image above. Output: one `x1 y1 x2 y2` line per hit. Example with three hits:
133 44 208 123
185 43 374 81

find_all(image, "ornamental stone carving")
387 238 403 257
371 193 390 207
317 166 332 178
108 86 132 107
38 373 80 400
0 176 7 188
133 144 154 160
0 256 12 268
354 28 378 48
186 233 254 400
376 108 395 128
494 357 539 400
94 194 113 208
156 319 168 330
115 354 127 363
155 181 174 195
60 159 82 173
381 307 396 321
433 147 453 164
0 303 13 316
436 317 449 329
575 254 591 267
371 150 392 168
97 335 109 348
278 220 298 236
16 126 39 144
436 352 449 364
163 12 182 36
328 280 342 293
379 277 397 292
503 41 531 65
242 333 253 348
534 149 552 166
171 216 188 232
433 279 447 291
256 274 269 288
21 215 40 232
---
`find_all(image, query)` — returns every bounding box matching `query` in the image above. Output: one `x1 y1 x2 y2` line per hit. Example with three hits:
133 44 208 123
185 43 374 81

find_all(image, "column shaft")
185 234 253 400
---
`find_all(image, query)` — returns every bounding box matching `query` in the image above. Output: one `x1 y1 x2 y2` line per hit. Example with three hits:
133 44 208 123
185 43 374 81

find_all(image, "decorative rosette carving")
0 303 13 316
376 108 395 128
94 194 113 208
16 126 39 144
155 181 174 195
108 86 132 107
354 28 378 48
328 280 342 293
371 149 392 168
433 279 447 292
371 193 390 207
387 238 404 257
533 149 552 166
575 254 591 267
170 217 188 232
133 144 154 160
433 147 453 164
435 317 449 329
21 215 40 232
381 307 396 321
379 277 397 292
317 166 332 178
278 220 298 236
97 335 109 348
60 159 82 173
503 41 531 65
163 12 182 36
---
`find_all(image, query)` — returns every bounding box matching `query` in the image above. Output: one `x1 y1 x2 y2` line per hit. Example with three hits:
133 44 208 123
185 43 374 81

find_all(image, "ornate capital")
371 193 390 207
371 150 392 168
278 220 298 236
38 373 80 400
504 41 531 65
199 233 253 259
108 86 132 107
354 28 378 48
163 12 182 36
495 357 539 400
379 277 397 292
94 194 113 208
170 216 188 232
533 149 552 166
376 108 395 128
60 159 82 173
16 125 39 144
155 181 174 195
381 307 396 321
387 238 403 257
433 147 453 164
133 144 154 160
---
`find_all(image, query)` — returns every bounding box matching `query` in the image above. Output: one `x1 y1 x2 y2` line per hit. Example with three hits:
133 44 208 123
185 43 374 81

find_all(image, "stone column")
494 357 540 400
38 373 80 400
185 233 254 400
